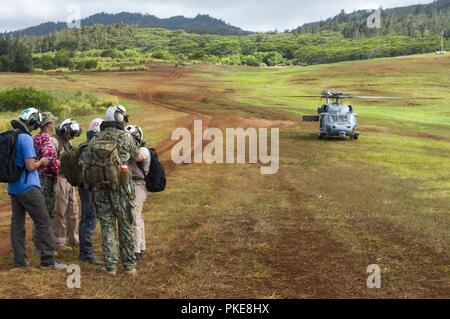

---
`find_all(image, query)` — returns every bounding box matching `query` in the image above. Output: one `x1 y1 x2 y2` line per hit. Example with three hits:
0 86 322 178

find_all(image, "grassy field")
0 54 448 298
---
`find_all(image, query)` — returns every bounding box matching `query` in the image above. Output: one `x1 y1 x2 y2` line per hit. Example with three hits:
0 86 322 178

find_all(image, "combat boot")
104 267 117 276
124 268 137 276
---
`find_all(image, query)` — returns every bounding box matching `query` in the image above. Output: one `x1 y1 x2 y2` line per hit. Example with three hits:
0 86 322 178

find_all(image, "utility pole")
436 30 446 55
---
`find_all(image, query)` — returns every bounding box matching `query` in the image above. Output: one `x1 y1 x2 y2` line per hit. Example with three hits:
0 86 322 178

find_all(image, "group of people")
8 105 151 275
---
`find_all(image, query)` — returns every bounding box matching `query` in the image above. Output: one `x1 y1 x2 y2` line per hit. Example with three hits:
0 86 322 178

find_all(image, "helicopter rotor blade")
275 95 442 100
278 96 325 98
347 96 442 100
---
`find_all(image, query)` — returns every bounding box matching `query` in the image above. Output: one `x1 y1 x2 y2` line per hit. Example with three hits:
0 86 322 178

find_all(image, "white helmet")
105 105 129 123
19 107 43 129
88 118 103 133
59 118 82 137
125 125 144 143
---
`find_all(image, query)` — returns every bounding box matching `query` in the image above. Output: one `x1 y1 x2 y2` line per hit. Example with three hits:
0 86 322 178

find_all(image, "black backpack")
0 129 24 183
138 148 166 193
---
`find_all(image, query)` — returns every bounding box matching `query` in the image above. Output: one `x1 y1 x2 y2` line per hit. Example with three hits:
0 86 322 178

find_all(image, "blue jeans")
78 187 97 260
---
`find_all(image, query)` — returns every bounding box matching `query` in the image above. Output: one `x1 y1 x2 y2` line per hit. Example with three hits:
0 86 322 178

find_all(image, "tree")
241 55 262 66
0 36 33 72
54 50 73 68
205 39 241 56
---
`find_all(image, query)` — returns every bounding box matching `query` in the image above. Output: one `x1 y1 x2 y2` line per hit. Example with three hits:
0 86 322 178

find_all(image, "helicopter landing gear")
318 133 326 140
350 133 359 140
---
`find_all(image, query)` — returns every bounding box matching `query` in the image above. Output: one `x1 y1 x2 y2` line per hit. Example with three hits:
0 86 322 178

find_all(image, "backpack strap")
79 142 88 152
137 161 146 177
14 130 30 184
111 130 126 165
55 135 64 158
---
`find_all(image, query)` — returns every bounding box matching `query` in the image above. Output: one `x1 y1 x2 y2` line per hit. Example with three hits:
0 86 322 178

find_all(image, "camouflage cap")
41 112 58 126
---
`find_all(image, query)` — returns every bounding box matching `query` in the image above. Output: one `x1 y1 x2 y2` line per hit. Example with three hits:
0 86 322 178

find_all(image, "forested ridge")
11 12 250 37
295 0 450 38
1 1 448 72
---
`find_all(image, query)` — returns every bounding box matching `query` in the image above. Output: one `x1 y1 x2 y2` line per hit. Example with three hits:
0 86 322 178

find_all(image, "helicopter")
295 89 440 140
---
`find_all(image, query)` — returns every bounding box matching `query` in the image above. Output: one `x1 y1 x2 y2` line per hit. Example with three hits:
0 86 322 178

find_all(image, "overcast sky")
0 0 435 32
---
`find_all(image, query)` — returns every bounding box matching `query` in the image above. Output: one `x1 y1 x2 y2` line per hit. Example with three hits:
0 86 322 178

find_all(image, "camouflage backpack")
84 130 128 190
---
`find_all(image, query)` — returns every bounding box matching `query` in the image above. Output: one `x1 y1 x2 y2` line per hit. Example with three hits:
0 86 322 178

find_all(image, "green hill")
12 12 250 36
294 0 450 38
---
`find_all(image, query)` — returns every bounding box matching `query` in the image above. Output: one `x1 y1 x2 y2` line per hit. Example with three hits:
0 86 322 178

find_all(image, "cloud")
0 0 436 32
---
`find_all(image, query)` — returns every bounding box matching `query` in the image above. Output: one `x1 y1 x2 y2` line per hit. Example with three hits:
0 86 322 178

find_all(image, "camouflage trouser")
94 186 136 271
41 177 57 220
32 176 57 248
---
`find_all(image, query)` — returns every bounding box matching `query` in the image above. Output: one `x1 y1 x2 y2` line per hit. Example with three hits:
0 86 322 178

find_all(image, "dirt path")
99 69 381 297
0 65 448 298
89 67 450 298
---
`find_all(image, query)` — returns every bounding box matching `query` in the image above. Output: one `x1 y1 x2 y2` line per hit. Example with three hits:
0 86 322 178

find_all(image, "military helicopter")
295 89 439 140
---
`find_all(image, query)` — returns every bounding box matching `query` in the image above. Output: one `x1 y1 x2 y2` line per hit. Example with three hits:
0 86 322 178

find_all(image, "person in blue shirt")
8 108 65 270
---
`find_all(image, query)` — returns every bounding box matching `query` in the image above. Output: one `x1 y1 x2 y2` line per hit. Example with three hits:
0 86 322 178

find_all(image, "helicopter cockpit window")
328 115 349 123
337 115 349 123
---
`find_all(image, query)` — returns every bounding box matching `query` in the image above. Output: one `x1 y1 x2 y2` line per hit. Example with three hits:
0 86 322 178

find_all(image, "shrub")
0 87 56 112
54 50 73 68
123 49 140 57
151 50 174 60
85 60 98 69
33 54 55 70
258 51 285 66
75 60 98 71
221 54 241 65
241 55 262 67
101 49 124 59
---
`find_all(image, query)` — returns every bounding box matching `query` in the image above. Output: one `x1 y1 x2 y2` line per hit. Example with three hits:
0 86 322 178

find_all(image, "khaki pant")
54 176 80 248
132 183 148 254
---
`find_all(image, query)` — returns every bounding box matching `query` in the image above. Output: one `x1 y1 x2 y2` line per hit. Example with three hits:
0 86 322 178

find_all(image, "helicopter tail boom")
303 115 320 122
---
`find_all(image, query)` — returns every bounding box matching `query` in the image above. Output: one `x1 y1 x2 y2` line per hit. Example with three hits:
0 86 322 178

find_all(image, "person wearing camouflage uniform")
83 105 140 275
